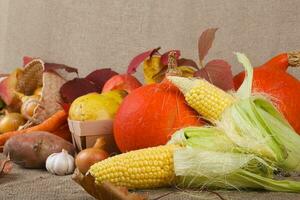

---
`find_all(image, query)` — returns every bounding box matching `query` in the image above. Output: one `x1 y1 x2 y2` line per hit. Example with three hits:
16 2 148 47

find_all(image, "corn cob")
89 145 177 189
167 76 235 121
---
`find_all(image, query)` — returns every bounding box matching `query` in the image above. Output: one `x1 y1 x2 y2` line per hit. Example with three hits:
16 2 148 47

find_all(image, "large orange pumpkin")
113 81 203 152
234 52 300 134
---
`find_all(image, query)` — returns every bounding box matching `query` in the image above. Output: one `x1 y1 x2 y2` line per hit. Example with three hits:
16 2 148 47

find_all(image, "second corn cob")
89 145 177 189
167 76 235 121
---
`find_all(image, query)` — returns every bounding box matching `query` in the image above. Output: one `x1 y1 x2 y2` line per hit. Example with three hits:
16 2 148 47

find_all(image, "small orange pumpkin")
113 80 203 152
234 52 300 134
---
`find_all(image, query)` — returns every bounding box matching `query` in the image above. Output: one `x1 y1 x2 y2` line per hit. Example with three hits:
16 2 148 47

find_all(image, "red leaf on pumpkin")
194 59 234 91
23 56 34 67
85 69 118 91
198 28 218 62
127 47 160 74
60 78 98 103
177 58 199 69
160 50 181 66
0 158 13 176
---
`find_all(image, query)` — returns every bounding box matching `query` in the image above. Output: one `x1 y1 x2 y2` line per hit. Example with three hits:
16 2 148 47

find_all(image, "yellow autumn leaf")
178 66 197 77
143 55 197 84
143 55 163 84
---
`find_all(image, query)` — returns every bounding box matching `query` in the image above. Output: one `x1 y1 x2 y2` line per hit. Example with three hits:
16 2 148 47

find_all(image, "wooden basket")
68 119 119 153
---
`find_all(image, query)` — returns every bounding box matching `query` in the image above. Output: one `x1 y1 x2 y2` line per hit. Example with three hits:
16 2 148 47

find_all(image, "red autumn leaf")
127 47 160 74
160 50 181 66
198 28 218 62
177 58 199 69
60 78 98 103
194 59 234 91
23 56 34 67
85 69 118 91
0 158 13 176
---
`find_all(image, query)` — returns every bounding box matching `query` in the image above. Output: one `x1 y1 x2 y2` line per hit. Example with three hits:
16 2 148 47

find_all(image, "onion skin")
0 113 26 133
20 95 40 119
75 138 109 174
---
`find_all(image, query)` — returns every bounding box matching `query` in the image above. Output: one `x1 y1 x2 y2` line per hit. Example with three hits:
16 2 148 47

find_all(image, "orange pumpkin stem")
288 51 300 67
263 51 300 71
166 51 182 76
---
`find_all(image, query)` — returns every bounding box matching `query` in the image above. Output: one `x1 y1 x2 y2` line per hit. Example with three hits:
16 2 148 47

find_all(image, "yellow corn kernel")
167 76 235 121
89 145 177 189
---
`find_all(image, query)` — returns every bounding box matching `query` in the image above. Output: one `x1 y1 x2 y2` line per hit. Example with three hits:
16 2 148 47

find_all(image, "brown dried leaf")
198 28 218 62
32 72 68 124
16 59 44 95
194 59 234 91
44 63 78 74
72 169 147 200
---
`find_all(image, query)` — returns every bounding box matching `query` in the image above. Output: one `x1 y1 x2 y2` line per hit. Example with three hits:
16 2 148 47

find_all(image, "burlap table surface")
1 154 300 200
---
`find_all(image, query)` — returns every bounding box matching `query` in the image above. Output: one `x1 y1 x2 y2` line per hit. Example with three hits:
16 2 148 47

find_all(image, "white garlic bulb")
46 149 75 176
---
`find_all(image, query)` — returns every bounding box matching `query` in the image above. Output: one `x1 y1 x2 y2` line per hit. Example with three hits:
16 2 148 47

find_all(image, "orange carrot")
0 110 67 146
52 123 73 142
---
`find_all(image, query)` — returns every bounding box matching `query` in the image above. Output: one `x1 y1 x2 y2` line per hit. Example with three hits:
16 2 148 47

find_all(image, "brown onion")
0 112 26 133
75 137 109 174
20 95 40 119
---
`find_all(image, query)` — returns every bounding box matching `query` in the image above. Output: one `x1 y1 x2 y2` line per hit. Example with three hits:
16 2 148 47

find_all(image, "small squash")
114 52 204 152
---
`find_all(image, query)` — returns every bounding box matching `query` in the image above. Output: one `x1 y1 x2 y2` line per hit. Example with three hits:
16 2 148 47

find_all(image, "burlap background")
0 0 300 79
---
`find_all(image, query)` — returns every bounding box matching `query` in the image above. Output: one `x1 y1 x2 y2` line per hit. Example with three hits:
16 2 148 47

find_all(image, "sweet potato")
3 131 75 169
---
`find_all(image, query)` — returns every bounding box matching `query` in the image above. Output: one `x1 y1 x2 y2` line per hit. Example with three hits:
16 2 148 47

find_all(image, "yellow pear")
69 90 127 121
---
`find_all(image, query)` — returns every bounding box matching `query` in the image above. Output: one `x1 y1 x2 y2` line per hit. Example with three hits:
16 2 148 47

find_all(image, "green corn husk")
169 127 300 192
220 53 300 171
169 127 237 152
167 53 300 192
175 149 300 192
219 96 300 171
